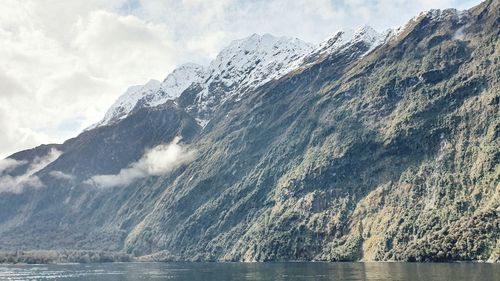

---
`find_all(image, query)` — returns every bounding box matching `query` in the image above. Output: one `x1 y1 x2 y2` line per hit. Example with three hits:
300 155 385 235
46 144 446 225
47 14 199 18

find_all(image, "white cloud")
72 10 176 83
0 0 182 158
0 148 62 194
0 0 482 159
0 158 27 174
86 137 196 188
49 170 75 181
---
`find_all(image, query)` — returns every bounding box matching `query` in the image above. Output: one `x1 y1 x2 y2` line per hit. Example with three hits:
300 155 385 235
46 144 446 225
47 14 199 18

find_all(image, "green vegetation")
0 250 131 264
126 1 498 262
0 1 497 263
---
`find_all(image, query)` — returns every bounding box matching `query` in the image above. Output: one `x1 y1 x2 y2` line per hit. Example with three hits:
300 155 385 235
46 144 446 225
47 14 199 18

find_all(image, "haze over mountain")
0 0 498 263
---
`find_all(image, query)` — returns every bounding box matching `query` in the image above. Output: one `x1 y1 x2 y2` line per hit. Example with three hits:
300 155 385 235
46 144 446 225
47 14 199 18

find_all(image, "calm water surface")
0 262 498 281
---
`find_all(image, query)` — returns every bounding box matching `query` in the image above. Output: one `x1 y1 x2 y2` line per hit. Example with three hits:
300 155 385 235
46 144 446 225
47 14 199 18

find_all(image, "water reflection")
0 262 498 281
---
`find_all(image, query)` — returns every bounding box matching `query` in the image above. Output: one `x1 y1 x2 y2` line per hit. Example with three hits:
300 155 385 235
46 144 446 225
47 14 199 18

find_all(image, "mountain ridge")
93 27 387 130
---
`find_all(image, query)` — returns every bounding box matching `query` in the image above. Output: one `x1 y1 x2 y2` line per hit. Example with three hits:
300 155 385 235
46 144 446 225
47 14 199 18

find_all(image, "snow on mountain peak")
96 79 161 126
384 8 469 44
159 63 206 100
292 25 384 70
317 25 383 56
93 34 314 128
189 34 314 124
353 26 382 43
95 63 205 127
93 28 386 129
206 33 314 89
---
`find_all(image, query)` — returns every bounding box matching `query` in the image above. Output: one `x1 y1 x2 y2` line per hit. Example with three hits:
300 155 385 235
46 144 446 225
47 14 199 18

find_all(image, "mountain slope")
0 0 498 263
124 0 500 262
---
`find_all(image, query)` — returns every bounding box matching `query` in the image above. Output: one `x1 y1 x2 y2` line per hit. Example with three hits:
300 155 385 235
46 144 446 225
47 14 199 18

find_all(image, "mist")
86 137 196 188
0 158 27 175
0 149 62 194
49 170 75 181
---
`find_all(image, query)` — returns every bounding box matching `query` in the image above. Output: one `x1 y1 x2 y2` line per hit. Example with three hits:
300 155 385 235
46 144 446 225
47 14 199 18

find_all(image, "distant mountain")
0 0 498 263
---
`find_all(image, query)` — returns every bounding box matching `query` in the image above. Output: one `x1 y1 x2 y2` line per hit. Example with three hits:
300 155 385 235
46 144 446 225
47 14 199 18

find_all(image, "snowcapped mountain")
94 27 387 128
205 34 314 91
94 33 314 128
321 26 384 54
297 26 388 67
187 34 315 126
94 63 205 127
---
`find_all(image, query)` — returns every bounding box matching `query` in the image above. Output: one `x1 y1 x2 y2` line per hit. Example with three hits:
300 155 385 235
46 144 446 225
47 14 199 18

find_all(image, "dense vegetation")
0 251 131 264
0 0 497 263
125 1 499 262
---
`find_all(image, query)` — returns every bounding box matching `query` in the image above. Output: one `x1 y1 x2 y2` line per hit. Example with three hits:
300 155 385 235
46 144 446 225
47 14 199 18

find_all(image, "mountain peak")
94 63 206 128
293 25 385 68
317 25 383 56
177 33 314 126
210 33 314 74
92 33 314 128
352 25 379 40
160 63 206 97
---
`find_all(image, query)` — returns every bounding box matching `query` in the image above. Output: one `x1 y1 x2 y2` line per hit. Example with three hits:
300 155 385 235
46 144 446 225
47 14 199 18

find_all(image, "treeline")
0 250 132 264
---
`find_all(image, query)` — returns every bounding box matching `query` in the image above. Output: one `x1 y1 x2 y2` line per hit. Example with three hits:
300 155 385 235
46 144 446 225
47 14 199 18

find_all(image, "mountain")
0 0 498 263
95 63 206 127
95 34 314 128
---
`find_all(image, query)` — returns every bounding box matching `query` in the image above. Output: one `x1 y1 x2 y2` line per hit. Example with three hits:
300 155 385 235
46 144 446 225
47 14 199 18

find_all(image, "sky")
0 0 482 159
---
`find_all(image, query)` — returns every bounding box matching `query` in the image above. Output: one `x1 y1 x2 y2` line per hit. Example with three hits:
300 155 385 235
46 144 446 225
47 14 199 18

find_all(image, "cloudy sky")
0 0 481 158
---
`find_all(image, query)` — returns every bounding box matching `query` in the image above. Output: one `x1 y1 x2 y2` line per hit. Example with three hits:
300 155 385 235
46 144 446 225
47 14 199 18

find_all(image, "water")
0 262 498 281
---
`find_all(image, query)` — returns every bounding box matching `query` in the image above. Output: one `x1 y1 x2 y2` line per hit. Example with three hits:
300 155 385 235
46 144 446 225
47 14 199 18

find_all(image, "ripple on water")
0 262 498 281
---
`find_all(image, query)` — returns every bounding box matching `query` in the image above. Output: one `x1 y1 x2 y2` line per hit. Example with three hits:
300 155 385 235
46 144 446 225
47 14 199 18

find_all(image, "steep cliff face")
125 0 499 262
0 0 498 262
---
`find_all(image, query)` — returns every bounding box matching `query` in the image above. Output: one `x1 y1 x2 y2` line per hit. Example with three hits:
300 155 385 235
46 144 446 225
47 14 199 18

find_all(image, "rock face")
0 0 498 262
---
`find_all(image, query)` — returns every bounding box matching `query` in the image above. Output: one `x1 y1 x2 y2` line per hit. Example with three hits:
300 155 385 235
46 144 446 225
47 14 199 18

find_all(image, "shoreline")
0 250 497 265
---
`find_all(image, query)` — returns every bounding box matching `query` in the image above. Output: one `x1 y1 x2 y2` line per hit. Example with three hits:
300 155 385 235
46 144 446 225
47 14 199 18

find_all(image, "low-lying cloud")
0 149 62 194
49 170 75 181
86 137 196 188
0 158 27 174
